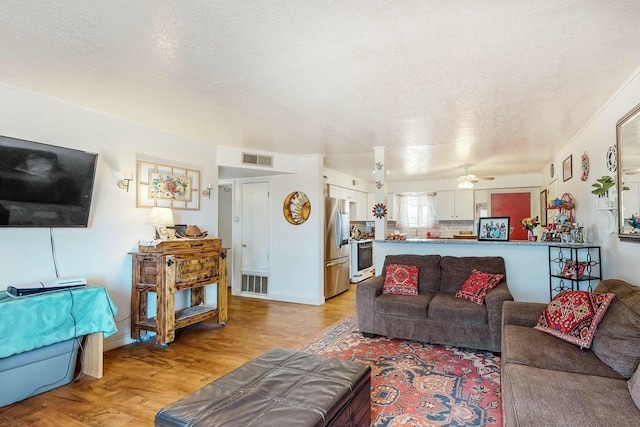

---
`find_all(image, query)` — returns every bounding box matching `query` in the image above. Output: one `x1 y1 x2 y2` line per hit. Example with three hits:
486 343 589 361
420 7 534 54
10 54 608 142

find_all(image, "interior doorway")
491 192 531 241
218 183 233 288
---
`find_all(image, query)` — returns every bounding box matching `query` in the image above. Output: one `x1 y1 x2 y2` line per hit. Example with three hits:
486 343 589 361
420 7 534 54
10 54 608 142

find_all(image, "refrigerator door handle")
326 259 349 267
335 210 342 249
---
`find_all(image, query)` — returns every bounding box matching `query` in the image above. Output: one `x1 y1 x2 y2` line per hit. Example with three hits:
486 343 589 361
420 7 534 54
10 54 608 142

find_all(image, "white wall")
270 155 324 304
0 83 220 350
543 66 640 283
230 154 325 305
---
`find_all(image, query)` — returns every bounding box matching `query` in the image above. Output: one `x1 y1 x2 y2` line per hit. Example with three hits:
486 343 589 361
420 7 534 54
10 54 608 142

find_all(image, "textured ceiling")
0 1 639 182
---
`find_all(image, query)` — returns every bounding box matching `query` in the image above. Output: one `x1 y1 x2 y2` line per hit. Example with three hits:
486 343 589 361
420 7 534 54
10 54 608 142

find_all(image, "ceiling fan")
457 165 495 189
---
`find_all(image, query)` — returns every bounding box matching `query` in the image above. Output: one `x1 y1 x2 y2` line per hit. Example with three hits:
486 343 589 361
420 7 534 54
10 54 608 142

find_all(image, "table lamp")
146 207 175 240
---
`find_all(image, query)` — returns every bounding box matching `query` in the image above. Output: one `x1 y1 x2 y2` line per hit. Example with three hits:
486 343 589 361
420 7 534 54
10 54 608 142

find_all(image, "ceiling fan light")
458 180 474 190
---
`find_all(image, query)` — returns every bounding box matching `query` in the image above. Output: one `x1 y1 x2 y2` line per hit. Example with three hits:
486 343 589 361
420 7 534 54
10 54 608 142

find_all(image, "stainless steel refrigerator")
324 197 351 299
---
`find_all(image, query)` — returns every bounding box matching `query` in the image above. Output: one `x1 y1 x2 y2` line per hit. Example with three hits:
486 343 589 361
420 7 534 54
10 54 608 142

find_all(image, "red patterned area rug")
296 317 502 427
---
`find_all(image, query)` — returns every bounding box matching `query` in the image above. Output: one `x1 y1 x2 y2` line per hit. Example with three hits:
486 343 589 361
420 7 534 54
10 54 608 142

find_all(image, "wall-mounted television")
0 135 98 227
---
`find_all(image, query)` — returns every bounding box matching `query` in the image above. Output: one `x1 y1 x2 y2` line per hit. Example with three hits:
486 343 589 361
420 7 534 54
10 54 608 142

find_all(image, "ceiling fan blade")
477 176 495 181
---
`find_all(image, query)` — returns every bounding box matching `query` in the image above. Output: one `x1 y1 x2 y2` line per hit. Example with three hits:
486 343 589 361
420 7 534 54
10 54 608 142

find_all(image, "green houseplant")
591 175 615 197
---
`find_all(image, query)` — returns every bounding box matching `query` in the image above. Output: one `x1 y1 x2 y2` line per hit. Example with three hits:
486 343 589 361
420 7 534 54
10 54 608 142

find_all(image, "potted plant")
591 175 615 209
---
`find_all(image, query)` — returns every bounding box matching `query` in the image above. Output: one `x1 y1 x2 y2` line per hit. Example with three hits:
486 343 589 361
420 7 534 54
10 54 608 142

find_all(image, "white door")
240 182 270 294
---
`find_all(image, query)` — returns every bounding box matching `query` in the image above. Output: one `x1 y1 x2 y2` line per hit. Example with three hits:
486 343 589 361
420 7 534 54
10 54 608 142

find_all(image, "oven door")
357 242 373 271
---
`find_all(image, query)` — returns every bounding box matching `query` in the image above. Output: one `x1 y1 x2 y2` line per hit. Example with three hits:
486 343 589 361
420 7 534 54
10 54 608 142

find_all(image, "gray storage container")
0 338 80 407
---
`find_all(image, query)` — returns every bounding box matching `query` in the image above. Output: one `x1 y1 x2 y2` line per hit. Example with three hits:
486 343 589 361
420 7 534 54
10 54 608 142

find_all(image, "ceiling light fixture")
458 180 474 190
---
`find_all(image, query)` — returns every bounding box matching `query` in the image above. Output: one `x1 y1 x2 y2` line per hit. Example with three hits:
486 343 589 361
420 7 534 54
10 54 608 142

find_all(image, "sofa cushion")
440 256 505 294
534 290 615 349
455 269 504 304
502 324 622 379
428 293 487 324
630 364 640 410
591 279 640 379
374 293 434 318
382 255 441 293
382 264 419 296
502 363 640 427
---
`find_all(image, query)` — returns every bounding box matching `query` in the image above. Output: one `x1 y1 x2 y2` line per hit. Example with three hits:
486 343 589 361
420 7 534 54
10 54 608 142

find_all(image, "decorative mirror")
617 101 640 241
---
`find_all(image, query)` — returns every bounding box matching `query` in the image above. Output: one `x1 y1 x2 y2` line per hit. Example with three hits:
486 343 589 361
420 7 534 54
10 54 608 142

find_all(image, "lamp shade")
146 207 175 226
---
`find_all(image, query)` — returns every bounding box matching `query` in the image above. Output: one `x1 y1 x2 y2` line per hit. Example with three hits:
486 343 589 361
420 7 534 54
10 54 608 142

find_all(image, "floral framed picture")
136 160 200 210
478 217 510 241
149 173 192 201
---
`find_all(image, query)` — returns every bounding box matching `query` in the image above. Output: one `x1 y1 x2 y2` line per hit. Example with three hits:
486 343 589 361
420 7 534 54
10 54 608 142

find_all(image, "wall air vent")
241 274 268 295
242 152 273 167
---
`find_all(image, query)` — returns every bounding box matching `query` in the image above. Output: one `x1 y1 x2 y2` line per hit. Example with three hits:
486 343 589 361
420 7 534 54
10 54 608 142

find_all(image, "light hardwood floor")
0 286 357 426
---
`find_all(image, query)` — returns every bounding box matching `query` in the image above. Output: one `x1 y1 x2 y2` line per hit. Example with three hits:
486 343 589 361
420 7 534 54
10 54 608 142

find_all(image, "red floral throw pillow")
534 290 615 349
455 269 504 304
382 264 419 296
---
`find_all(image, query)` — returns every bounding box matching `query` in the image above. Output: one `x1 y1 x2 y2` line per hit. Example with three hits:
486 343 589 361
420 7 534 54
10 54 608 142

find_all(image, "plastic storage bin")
0 338 80 407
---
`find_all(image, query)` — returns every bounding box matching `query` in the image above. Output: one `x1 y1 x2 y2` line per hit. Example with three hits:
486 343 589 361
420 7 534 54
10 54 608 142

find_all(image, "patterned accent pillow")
382 264 419 296
454 269 504 304
535 290 616 349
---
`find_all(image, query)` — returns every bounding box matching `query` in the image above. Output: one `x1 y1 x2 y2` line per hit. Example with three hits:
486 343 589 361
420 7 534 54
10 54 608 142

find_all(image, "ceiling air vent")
242 152 273 167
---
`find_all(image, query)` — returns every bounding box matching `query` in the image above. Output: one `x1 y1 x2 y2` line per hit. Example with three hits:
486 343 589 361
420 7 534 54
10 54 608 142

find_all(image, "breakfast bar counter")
374 239 596 303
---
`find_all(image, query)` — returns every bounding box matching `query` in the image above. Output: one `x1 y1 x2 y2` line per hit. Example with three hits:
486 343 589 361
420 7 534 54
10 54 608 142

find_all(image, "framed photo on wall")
478 217 510 241
563 155 573 182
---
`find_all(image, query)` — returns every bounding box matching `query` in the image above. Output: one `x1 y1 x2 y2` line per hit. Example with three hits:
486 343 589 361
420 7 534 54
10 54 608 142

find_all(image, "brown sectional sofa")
501 279 640 426
356 254 513 352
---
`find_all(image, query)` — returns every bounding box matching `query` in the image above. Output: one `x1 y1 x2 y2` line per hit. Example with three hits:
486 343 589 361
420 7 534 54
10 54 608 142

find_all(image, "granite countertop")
376 238 596 247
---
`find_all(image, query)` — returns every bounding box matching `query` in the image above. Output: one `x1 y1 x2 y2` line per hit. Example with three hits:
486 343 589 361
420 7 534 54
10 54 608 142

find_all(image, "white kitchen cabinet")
329 185 369 220
354 191 368 221
329 185 344 200
436 190 474 221
387 193 397 221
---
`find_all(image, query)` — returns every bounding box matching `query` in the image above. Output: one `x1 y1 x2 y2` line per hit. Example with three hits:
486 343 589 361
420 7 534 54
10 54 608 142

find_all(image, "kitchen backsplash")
350 220 476 239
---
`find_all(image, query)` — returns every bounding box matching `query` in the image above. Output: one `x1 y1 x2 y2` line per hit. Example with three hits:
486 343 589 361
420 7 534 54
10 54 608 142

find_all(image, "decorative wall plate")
606 145 617 172
550 163 555 178
283 191 311 225
580 152 590 181
372 203 387 219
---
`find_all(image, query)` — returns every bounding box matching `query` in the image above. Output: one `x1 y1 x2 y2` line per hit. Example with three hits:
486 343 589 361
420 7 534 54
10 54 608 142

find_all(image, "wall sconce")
117 173 133 192
202 184 213 198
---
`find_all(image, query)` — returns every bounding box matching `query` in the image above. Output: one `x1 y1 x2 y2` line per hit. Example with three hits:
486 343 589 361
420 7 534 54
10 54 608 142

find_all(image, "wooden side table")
130 238 227 347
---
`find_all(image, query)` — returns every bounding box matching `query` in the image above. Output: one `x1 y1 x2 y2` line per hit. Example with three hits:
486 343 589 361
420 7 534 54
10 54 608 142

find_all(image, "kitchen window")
396 193 437 228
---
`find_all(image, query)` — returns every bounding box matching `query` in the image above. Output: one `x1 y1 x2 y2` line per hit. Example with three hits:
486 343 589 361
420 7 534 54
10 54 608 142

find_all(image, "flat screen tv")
0 135 98 227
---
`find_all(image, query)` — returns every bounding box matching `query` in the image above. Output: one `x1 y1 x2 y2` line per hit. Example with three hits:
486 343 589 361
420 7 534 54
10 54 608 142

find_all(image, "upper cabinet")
354 191 368 221
436 190 474 221
329 185 369 221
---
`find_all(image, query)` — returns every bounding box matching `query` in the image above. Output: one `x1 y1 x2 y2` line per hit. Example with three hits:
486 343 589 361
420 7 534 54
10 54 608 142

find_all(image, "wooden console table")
130 238 227 347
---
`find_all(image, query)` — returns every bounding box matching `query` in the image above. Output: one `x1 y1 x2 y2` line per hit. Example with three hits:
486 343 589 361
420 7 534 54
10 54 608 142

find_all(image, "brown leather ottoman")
155 348 371 427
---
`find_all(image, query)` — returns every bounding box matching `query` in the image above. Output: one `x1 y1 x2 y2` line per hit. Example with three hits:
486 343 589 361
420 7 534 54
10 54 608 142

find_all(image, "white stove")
350 239 374 283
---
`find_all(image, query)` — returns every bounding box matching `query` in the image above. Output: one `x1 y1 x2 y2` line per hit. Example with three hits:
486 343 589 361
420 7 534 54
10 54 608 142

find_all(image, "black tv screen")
0 135 98 227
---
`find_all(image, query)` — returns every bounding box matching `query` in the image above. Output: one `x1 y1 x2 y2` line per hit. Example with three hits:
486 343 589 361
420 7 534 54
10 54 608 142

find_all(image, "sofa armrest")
485 282 514 346
502 300 547 328
355 276 384 334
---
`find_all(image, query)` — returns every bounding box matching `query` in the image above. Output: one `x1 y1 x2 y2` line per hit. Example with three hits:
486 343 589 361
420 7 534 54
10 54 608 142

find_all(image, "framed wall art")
136 160 200 210
563 155 573 182
478 217 510 241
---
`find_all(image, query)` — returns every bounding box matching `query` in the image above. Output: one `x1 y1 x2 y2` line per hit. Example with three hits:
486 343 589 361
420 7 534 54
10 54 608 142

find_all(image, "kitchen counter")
395 238 594 247
374 239 595 303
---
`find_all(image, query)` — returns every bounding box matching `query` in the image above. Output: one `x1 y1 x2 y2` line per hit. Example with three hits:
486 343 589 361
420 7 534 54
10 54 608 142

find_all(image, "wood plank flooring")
0 286 357 426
